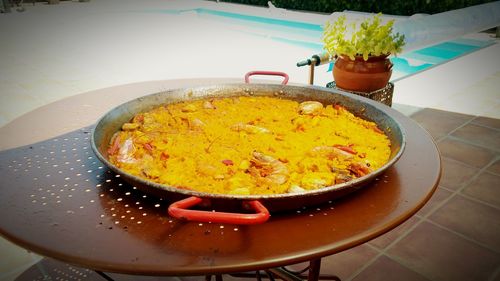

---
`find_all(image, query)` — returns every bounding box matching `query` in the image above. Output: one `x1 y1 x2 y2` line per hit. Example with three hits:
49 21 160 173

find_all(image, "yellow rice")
108 96 391 195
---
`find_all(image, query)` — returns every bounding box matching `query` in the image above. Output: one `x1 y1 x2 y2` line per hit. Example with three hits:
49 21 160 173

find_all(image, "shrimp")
231 123 271 134
349 162 373 177
121 122 140 131
203 100 216 109
335 174 353 184
333 144 357 155
107 133 121 155
249 151 288 185
298 101 323 115
117 138 137 163
309 145 354 160
329 166 354 183
189 118 205 130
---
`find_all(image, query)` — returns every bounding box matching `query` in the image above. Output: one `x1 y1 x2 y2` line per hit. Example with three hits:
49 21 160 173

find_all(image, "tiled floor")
1 1 499 281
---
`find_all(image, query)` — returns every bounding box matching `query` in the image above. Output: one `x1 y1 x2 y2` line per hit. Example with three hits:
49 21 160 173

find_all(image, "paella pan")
91 72 405 224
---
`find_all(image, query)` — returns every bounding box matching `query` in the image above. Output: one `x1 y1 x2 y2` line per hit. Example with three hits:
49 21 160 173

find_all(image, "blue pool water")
196 8 323 32
149 8 494 81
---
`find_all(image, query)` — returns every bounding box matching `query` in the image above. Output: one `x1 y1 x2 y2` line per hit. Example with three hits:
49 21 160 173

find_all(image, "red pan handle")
245 71 289 85
168 196 270 225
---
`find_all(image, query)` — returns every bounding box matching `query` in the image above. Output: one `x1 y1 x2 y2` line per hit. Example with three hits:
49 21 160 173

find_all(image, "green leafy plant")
322 14 406 61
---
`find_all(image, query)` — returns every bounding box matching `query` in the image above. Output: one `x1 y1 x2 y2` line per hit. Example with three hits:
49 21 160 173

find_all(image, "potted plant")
322 14 405 92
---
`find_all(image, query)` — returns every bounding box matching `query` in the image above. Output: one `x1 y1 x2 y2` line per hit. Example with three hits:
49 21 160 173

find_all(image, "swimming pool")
148 7 494 82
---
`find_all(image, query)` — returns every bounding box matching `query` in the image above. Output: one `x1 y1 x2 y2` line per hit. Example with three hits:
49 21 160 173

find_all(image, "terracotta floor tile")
472 116 500 130
437 137 497 169
351 255 430 281
451 123 500 152
494 270 500 281
487 159 500 175
410 108 474 140
369 216 421 250
387 221 500 281
462 171 500 208
429 195 500 253
439 158 480 190
314 244 378 280
416 187 453 217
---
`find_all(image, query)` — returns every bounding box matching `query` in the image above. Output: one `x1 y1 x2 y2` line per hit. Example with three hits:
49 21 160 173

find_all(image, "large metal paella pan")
91 72 405 224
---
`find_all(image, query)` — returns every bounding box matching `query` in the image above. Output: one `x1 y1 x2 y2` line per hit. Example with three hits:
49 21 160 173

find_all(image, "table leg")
308 259 321 281
281 259 340 281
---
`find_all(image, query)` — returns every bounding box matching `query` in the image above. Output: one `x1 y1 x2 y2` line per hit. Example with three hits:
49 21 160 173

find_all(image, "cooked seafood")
107 96 391 195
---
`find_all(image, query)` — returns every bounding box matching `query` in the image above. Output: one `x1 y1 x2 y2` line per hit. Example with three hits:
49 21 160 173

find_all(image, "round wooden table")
0 78 440 279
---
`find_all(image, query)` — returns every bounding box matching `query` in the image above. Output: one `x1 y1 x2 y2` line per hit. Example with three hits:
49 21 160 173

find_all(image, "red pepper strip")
107 135 121 155
334 104 345 111
135 114 144 123
143 143 154 153
222 159 234 166
373 127 384 134
334 144 357 155
160 152 170 161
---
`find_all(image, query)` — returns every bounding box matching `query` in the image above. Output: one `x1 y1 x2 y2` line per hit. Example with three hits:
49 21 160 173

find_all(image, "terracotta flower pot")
333 55 393 92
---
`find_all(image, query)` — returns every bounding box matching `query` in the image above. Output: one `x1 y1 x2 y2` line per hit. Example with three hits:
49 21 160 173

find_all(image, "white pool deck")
0 0 499 280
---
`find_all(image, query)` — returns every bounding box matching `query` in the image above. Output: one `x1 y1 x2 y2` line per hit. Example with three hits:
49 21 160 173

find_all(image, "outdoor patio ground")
0 1 499 280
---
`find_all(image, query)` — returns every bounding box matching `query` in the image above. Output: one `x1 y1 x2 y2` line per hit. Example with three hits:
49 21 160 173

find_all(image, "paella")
107 96 391 195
